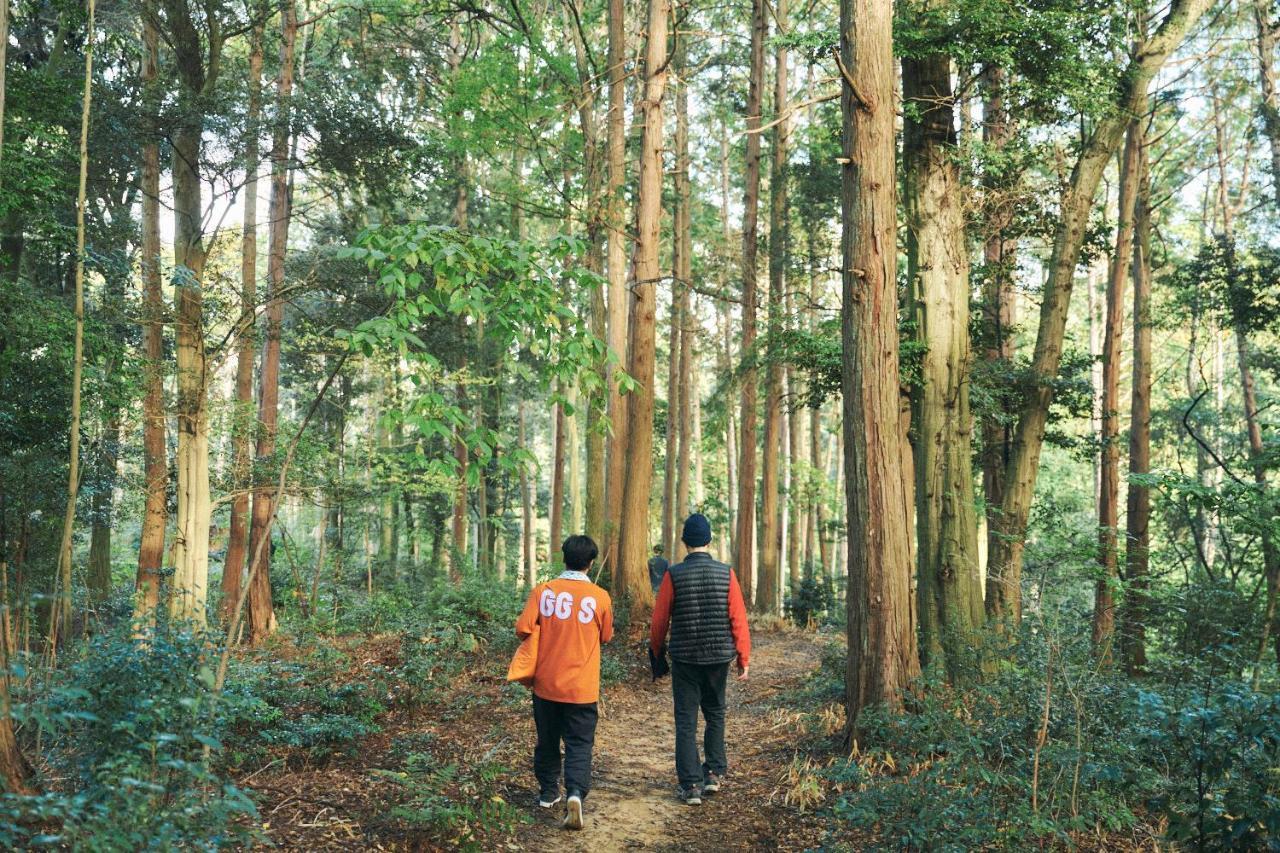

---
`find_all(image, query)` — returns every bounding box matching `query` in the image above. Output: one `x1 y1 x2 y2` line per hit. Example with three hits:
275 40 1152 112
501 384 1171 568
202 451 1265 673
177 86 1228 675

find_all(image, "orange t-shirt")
515 572 614 704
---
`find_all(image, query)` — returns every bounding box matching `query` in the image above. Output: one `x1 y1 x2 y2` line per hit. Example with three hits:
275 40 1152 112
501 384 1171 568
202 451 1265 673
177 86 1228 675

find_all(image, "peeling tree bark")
135 11 166 625
840 0 920 734
1093 121 1142 664
1122 131 1152 676
736 0 766 607
903 40 984 682
602 0 629 576
224 21 264 624
759 0 788 614
616 0 670 612
247 0 298 645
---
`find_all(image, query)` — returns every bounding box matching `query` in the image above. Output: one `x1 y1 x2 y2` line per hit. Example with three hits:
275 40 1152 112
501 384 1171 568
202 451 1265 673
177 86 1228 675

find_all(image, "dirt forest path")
512 627 829 852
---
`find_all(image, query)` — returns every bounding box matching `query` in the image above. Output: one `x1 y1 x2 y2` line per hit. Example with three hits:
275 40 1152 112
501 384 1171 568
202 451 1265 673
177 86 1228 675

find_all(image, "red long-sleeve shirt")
649 567 751 669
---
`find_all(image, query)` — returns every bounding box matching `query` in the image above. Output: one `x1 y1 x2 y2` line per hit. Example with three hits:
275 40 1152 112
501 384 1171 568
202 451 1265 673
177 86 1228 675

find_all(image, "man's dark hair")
562 535 599 571
653 544 664 554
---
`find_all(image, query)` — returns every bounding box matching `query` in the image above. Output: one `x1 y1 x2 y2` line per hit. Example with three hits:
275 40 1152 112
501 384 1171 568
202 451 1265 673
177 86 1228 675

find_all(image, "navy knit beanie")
681 513 712 548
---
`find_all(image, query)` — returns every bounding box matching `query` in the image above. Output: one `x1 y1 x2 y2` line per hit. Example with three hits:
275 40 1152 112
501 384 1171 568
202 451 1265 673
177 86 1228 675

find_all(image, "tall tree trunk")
617 0 669 611
985 0 1210 630
246 0 297 645
723 306 738 558
223 21 264 623
1122 132 1152 676
550 395 566 565
603 0 629 575
568 385 584 534
519 402 535 587
979 65 1017 594
663 39 684 556
674 42 693 554
168 0 225 627
52 0 95 648
87 415 120 605
1093 121 1142 663
1255 0 1280 208
902 41 984 681
568 1 606 544
136 13 166 623
737 0 766 606
840 0 920 734
662 285 681 556
448 20 469 577
759 0 788 614
0 588 32 793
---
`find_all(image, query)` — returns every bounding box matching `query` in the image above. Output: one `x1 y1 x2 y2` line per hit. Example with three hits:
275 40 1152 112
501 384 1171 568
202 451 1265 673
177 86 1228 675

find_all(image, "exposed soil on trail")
513 627 832 852
240 624 841 851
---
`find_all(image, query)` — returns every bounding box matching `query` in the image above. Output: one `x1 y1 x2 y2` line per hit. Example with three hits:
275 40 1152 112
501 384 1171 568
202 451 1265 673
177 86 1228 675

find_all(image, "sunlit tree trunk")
1093 121 1141 664
787 341 803 590
247 0 298 644
737 0 766 606
136 12 166 624
663 40 685 553
986 0 1210 631
722 305 738 559
519 402 535 587
978 65 1017 593
758 0 788 614
603 0 629 574
550 394 566 565
903 41 983 681
674 42 693 552
224 21 264 624
52 0 95 648
1122 133 1152 676
167 0 229 627
616 0 669 611
662 284 681 555
840 0 920 734
567 384 583 534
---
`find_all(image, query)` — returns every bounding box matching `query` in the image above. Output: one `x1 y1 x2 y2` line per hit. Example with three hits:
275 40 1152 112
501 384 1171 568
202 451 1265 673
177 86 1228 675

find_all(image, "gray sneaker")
679 786 702 805
702 772 721 794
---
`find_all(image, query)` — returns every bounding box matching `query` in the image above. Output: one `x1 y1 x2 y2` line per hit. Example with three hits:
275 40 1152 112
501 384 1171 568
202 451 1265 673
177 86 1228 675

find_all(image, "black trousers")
532 695 598 798
671 659 729 789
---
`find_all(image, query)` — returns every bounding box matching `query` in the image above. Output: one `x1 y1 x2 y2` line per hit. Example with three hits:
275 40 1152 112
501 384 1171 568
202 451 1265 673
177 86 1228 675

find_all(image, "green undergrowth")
800 628 1280 851
0 570 632 849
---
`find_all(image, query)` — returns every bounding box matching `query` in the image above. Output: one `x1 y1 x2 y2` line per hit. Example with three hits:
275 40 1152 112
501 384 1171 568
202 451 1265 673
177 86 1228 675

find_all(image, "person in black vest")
648 513 751 805
648 544 669 593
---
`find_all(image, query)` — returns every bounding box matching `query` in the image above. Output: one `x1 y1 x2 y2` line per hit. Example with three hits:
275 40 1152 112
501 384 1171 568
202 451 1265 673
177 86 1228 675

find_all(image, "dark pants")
532 695 598 798
671 660 729 789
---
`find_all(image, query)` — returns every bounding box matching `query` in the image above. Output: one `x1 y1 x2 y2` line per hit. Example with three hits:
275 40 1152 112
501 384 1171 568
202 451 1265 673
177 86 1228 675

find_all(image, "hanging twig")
1181 387 1247 487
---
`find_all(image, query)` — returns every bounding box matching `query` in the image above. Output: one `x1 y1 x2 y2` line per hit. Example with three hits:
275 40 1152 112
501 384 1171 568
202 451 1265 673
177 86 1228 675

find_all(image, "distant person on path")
649 513 751 806
648 544 669 593
515 535 614 831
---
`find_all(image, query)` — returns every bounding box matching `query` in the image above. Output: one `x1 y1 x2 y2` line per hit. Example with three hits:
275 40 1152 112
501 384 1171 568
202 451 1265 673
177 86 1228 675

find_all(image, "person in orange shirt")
515 535 613 831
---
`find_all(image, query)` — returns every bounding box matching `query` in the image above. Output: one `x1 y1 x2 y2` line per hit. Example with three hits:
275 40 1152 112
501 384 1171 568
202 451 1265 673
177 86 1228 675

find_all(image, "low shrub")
1 620 259 850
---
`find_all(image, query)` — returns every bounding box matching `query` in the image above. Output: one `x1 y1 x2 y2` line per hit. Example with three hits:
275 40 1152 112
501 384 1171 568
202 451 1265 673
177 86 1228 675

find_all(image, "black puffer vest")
667 552 736 665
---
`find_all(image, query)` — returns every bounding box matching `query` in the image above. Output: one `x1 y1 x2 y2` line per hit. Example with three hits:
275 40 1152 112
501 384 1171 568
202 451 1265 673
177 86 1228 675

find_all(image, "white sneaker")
562 794 584 830
538 791 562 809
